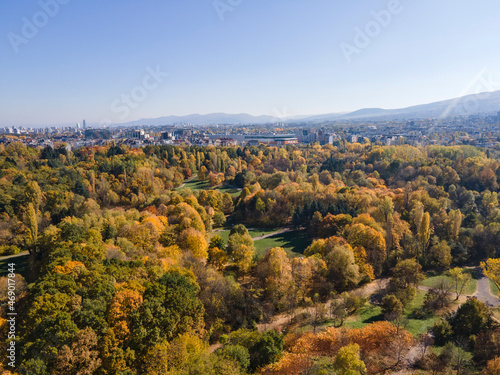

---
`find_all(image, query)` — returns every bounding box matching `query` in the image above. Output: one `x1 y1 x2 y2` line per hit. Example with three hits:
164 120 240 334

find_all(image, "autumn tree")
428 238 452 268
262 247 293 310
107 289 143 342
347 223 386 275
227 225 255 277
485 356 500 375
419 212 432 257
208 247 228 271
24 202 38 253
198 165 208 181
448 268 472 300
178 227 209 259
390 258 424 304
379 196 394 263
333 343 367 375
54 327 101 375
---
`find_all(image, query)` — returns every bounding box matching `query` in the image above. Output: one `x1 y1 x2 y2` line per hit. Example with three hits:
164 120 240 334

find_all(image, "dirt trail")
252 228 292 241
255 278 389 333
0 251 29 260
176 175 197 189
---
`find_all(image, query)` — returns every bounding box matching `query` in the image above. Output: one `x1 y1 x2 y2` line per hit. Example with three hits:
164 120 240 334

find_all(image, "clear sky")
1 0 500 126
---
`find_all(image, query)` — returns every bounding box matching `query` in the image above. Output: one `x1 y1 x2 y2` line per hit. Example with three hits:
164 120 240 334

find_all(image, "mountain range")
112 90 500 127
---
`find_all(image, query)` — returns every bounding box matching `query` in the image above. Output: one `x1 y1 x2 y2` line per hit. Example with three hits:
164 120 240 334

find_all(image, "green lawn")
490 279 500 297
343 304 383 329
210 229 311 259
254 230 311 259
210 228 286 243
178 177 210 192
0 254 31 278
343 290 440 336
403 290 441 336
249 228 286 238
177 176 241 196
421 268 478 296
211 229 231 242
217 185 242 197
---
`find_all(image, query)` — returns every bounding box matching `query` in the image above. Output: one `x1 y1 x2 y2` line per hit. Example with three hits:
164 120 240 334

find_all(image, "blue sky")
1 0 500 126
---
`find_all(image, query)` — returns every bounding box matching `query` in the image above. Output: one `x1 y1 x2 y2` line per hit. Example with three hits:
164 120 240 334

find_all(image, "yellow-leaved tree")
481 258 500 296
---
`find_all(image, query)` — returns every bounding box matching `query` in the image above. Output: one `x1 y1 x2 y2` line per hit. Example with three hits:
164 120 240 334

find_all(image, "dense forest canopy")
2 141 500 374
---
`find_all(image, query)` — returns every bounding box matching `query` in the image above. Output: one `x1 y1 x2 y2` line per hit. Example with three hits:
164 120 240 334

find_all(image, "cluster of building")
3 113 500 150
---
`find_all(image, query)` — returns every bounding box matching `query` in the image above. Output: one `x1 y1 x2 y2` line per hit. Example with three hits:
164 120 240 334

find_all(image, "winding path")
0 251 29 260
176 175 197 189
474 268 500 307
252 228 292 241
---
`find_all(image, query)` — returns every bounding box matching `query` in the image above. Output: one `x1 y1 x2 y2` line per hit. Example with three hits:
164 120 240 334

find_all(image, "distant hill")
111 90 500 127
116 113 282 127
301 90 500 122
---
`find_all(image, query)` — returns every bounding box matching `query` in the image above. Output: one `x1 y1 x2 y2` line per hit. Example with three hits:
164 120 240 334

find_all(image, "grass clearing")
210 228 287 243
217 185 241 197
403 290 441 336
254 230 311 259
179 177 210 191
210 229 311 259
490 279 500 297
342 290 440 337
0 253 30 278
211 229 231 242
343 304 383 329
248 228 285 238
177 176 241 196
421 268 477 296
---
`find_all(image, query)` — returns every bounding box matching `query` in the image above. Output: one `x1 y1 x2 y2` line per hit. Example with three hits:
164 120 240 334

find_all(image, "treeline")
1 141 500 374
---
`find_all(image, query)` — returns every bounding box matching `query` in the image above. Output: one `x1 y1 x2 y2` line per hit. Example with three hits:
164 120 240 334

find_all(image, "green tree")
382 294 403 320
451 297 491 343
218 345 250 371
129 272 205 360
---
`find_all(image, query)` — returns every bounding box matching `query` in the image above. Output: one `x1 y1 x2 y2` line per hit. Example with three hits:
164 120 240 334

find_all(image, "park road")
474 268 500 307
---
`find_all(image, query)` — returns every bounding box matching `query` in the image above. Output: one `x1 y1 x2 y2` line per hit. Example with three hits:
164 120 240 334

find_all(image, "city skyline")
2 0 500 126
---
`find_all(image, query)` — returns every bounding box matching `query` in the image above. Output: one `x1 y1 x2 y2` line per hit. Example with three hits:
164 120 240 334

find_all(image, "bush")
423 288 450 312
433 320 453 346
341 292 366 314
